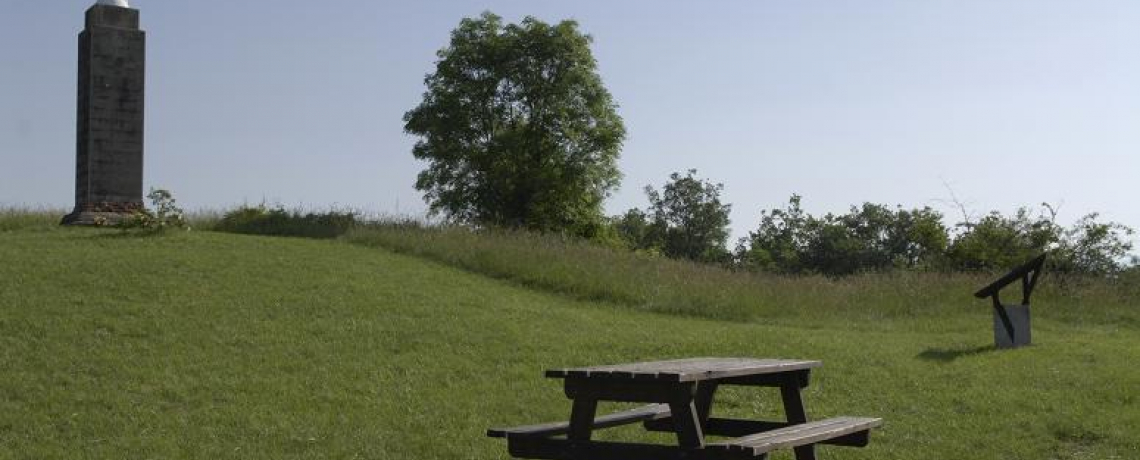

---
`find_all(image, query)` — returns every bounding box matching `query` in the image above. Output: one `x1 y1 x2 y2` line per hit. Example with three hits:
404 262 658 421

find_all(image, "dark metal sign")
974 254 1046 349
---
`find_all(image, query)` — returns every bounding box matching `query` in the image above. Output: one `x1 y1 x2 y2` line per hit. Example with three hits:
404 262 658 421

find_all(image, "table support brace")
669 384 705 449
781 382 817 460
568 396 599 441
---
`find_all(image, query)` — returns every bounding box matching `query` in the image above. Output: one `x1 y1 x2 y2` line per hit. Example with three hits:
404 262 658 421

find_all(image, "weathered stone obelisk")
63 0 146 225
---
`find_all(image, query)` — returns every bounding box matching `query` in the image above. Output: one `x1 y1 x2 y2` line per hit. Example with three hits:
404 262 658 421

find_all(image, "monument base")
61 202 144 226
994 304 1031 349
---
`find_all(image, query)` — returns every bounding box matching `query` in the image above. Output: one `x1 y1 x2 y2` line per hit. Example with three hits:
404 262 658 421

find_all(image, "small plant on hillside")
120 188 190 234
215 205 357 239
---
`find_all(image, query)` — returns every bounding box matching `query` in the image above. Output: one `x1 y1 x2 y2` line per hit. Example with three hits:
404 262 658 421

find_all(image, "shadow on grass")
917 344 997 363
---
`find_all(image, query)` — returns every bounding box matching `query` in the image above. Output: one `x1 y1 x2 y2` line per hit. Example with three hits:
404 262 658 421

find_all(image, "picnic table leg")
669 383 706 450
780 380 817 460
568 396 599 441
694 381 719 430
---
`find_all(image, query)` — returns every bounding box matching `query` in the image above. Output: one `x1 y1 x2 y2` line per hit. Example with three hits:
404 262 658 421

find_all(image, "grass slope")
346 225 1140 331
1 226 1138 459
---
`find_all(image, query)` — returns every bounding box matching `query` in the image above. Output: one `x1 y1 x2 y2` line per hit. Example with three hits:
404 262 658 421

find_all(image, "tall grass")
212 205 357 239
184 209 224 230
346 223 1140 328
0 207 64 231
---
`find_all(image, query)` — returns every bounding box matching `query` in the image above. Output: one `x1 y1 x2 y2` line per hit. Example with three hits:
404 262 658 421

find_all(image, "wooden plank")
488 419 576 440
649 417 875 447
495 417 878 460
711 417 855 451
487 404 671 439
547 358 821 383
551 358 762 379
708 417 883 456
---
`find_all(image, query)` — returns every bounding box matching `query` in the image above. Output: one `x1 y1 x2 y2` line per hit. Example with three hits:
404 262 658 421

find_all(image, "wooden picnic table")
489 357 881 460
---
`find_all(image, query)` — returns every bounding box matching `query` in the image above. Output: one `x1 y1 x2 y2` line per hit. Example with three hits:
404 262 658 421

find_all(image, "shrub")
214 205 357 239
119 189 190 234
736 197 1134 277
736 196 948 276
945 208 1057 271
1049 213 1135 276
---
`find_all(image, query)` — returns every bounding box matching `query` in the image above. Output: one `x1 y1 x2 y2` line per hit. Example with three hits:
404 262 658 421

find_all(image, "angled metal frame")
974 254 1046 348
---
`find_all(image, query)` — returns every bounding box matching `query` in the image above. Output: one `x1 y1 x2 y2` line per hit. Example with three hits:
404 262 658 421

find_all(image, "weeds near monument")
119 188 190 234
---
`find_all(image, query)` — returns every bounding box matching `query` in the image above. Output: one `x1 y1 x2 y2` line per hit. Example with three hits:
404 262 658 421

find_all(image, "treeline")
609 170 1137 277
401 14 1135 278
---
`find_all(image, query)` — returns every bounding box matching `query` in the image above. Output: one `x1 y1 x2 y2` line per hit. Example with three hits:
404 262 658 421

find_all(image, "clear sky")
3 0 1138 243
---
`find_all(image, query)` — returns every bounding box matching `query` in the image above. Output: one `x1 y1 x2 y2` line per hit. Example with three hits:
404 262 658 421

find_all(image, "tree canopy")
736 195 1011 276
734 196 1134 277
622 170 732 263
404 12 625 236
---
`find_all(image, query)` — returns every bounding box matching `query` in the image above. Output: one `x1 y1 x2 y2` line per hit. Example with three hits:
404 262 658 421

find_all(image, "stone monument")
63 0 146 225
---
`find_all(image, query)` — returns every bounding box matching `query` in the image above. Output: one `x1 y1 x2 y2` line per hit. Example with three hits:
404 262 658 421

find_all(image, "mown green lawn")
1 226 1137 459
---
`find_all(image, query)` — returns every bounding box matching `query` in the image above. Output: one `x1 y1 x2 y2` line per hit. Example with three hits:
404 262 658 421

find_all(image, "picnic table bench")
489 357 881 460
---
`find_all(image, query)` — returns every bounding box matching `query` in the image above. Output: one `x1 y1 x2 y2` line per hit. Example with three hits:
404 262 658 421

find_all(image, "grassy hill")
1 217 1138 459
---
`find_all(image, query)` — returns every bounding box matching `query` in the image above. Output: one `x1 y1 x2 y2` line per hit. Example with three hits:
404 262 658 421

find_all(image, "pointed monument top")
96 0 130 8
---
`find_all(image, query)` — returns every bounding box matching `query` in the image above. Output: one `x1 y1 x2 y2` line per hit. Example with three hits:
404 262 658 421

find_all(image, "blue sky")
2 0 1138 242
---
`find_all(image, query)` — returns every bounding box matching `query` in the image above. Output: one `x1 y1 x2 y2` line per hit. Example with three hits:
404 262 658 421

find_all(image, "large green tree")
404 12 625 236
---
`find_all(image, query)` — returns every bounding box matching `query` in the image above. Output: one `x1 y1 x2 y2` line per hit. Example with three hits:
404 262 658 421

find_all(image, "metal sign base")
994 304 1031 349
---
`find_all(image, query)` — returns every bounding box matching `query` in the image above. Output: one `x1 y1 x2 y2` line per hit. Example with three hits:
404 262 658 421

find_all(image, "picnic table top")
545 357 821 383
